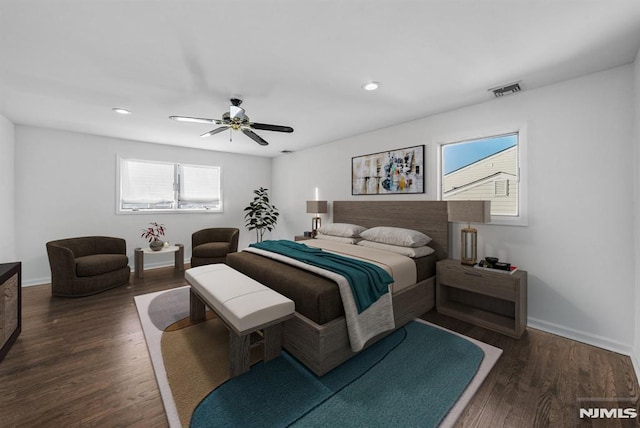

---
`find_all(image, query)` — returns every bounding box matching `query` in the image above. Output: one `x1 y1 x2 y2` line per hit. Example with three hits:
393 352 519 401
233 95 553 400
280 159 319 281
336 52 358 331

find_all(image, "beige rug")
136 286 502 428
160 313 262 426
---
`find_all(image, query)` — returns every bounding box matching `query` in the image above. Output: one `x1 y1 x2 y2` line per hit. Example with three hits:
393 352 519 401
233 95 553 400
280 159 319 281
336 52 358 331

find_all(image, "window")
118 158 222 213
440 132 523 221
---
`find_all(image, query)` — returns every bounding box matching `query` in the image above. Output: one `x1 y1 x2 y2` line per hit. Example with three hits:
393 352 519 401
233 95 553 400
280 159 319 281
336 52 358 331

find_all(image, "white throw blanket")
243 246 395 352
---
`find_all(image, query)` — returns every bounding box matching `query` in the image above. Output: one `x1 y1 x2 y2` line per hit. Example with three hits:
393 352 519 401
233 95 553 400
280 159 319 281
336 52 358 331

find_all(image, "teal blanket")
249 240 393 313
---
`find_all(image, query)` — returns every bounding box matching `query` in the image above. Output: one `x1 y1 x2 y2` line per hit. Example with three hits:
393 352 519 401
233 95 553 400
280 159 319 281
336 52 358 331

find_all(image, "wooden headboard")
332 200 449 260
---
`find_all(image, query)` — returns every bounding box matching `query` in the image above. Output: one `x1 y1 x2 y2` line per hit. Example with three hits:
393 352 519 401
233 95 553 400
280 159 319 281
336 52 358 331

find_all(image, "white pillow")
314 234 361 244
317 223 366 238
357 240 435 258
360 226 432 248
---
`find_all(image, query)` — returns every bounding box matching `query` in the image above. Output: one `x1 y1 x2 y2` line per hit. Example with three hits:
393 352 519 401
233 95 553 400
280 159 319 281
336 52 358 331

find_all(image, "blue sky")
442 134 517 175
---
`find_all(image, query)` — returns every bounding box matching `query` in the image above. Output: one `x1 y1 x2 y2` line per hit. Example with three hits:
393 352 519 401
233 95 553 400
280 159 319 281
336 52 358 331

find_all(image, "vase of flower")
141 222 166 251
149 239 164 251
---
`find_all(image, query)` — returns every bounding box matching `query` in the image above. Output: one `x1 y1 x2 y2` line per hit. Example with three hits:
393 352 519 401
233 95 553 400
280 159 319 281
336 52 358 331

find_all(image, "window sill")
116 209 223 215
487 215 527 227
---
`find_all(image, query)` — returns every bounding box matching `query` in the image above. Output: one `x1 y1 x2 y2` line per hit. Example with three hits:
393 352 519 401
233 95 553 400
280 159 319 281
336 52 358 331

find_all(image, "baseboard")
528 317 633 356
22 277 51 287
21 259 189 287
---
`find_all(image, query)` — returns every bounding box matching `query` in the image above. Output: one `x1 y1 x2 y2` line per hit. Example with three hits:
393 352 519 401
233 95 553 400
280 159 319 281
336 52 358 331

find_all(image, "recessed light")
112 108 132 115
362 81 380 91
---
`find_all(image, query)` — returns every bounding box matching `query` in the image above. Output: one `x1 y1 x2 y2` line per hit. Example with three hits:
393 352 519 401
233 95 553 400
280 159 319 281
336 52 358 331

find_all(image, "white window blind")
118 158 222 213
179 164 221 209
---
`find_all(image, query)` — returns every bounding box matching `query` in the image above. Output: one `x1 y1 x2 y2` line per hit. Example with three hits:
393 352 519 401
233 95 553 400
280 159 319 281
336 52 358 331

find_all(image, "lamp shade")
447 200 490 224
306 200 328 214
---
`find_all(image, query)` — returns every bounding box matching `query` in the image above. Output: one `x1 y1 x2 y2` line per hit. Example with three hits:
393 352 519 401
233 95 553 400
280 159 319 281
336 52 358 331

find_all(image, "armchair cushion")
192 242 232 259
76 254 129 277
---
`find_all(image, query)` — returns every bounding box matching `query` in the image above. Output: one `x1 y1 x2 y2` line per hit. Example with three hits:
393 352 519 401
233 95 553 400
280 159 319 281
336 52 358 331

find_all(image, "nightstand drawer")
436 262 518 301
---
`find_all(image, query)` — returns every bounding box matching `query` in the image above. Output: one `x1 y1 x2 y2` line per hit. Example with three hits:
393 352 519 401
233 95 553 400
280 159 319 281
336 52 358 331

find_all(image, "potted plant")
244 187 280 243
141 222 166 251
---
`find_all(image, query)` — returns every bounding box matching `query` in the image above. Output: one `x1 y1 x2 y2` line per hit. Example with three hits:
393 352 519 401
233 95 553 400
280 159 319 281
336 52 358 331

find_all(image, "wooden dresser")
0 262 21 362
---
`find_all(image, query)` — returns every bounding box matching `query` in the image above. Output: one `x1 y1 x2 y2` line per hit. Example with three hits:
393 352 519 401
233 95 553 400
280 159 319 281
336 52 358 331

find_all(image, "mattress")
226 242 436 325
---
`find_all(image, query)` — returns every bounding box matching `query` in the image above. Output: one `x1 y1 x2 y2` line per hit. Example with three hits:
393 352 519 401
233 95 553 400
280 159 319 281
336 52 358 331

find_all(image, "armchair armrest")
46 242 78 281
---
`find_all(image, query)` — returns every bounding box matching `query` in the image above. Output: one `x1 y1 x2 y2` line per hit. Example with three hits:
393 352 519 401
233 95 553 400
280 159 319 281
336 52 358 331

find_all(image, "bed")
226 200 449 375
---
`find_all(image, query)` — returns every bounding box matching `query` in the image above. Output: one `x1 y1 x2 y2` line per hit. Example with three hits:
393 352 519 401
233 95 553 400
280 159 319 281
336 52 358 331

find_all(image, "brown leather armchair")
46 236 130 297
191 228 239 267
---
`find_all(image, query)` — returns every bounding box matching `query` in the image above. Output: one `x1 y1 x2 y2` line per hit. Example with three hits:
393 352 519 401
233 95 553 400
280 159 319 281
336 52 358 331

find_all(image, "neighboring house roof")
443 171 517 197
443 146 517 191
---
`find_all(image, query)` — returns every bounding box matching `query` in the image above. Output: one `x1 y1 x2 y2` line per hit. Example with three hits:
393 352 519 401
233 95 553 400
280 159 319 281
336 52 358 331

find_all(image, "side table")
134 244 184 279
436 259 527 338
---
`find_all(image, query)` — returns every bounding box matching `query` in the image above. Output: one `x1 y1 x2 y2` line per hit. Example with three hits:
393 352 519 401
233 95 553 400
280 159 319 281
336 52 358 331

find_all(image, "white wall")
0 114 16 263
273 65 636 353
15 126 272 285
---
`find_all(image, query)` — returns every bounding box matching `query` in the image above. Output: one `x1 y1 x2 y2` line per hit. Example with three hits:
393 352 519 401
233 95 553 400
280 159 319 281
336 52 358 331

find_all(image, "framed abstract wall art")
352 145 425 195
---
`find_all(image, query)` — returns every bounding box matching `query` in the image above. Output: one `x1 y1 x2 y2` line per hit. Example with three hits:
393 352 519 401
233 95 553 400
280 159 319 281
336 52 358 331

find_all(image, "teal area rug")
191 321 485 428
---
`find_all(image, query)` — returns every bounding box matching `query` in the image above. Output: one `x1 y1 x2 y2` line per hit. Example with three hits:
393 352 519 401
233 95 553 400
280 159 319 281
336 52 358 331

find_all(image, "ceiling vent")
489 82 521 97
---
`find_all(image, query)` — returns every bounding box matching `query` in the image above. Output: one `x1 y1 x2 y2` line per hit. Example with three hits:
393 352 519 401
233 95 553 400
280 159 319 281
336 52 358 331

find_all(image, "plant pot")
149 239 164 251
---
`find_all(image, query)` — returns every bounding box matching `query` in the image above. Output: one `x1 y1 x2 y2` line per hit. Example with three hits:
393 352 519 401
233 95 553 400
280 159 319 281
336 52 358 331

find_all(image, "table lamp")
306 200 328 237
447 200 491 265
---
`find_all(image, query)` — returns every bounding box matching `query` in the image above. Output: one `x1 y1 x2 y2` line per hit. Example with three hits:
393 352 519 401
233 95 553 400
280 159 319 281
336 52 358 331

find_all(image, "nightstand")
436 259 527 338
294 235 314 241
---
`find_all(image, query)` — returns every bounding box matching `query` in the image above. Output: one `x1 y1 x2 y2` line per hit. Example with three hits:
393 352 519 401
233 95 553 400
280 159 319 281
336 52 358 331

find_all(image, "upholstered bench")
185 264 295 377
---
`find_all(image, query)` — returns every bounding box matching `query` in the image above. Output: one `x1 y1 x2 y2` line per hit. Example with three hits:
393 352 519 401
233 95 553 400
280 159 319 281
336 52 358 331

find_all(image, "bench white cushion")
186 264 294 333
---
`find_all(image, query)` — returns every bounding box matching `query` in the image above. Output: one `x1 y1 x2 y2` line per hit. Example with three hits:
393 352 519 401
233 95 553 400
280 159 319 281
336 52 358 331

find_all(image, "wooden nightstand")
436 259 527 338
294 235 314 241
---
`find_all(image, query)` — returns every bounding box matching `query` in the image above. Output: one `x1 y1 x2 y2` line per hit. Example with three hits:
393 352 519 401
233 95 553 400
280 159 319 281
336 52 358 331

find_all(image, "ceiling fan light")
112 108 131 115
362 81 380 91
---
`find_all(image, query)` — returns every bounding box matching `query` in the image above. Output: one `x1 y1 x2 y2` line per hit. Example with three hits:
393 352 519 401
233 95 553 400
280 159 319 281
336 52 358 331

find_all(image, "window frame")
116 156 223 214
436 124 528 227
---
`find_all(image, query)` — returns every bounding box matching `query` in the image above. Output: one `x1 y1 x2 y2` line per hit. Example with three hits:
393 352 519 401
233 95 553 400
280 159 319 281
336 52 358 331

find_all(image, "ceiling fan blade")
242 129 269 146
200 126 229 138
250 122 294 133
170 115 220 124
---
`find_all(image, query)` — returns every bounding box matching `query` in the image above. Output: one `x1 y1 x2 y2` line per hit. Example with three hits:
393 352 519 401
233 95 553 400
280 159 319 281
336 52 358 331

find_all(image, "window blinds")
121 159 174 205
179 165 221 206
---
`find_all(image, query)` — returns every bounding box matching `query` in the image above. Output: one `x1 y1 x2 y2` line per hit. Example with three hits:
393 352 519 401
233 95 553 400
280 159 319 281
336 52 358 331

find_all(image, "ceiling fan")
169 98 294 146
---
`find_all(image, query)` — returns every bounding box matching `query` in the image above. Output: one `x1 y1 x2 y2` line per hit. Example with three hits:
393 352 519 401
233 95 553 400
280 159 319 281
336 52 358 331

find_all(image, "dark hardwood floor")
420 312 640 428
1 266 638 427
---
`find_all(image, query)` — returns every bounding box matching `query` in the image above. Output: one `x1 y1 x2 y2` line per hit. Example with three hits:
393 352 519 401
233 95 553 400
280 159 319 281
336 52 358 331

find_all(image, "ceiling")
2 1 640 158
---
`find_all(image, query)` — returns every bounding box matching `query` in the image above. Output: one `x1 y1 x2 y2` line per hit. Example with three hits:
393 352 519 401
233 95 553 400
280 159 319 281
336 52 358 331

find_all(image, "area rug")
135 286 501 428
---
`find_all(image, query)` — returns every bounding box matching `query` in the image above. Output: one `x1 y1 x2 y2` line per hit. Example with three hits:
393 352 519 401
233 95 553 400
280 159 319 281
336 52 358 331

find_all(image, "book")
473 264 518 275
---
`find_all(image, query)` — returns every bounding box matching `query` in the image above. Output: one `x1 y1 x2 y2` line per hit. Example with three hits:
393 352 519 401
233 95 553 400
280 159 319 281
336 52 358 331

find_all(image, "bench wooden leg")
229 333 250 377
189 289 206 323
263 324 283 362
